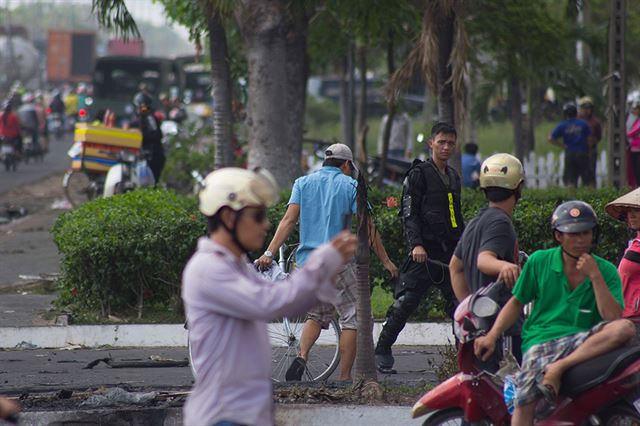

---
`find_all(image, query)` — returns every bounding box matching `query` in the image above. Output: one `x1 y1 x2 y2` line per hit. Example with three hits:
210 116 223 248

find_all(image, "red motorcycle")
412 280 640 425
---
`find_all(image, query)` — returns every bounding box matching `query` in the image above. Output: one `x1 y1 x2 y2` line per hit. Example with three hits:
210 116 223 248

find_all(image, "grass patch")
371 282 394 319
304 96 564 158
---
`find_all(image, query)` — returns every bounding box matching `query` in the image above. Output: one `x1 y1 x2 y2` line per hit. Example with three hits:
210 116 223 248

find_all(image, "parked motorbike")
1 138 17 172
412 280 640 425
103 149 155 197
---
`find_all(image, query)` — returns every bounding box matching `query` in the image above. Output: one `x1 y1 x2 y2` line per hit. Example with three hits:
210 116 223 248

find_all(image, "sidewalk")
0 320 454 349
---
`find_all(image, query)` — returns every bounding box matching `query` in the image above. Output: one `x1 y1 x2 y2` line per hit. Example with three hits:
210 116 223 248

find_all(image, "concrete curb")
19 404 423 425
0 322 454 349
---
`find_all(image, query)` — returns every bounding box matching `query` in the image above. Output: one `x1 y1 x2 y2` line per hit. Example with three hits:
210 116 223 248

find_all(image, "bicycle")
187 243 342 383
268 243 341 383
62 168 104 207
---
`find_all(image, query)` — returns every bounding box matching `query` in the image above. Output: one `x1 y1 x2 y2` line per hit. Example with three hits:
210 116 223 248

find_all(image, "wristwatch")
263 250 273 258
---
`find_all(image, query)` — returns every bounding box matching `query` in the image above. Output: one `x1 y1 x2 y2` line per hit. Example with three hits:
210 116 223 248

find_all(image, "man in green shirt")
474 200 635 425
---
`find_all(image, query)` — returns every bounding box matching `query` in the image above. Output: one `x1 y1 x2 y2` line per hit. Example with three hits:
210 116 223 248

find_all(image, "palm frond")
91 0 140 40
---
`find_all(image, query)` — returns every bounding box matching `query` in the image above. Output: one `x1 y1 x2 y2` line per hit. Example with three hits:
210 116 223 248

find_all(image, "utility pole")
607 0 626 187
4 0 17 90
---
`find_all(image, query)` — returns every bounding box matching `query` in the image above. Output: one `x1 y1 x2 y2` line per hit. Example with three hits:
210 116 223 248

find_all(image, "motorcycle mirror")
472 296 500 318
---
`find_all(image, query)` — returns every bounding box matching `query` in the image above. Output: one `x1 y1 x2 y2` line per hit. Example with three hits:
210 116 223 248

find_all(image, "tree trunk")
354 172 377 382
525 80 536 155
207 10 234 169
340 54 351 147
435 9 460 172
283 5 309 180
510 76 525 161
355 44 367 168
237 0 294 187
377 34 396 188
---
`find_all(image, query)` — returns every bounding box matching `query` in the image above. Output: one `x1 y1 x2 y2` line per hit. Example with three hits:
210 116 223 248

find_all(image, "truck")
47 30 96 84
0 25 39 93
107 38 144 57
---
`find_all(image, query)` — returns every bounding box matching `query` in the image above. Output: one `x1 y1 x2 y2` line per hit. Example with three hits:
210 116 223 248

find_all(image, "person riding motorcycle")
0 99 22 155
474 200 634 425
128 92 165 183
16 93 41 156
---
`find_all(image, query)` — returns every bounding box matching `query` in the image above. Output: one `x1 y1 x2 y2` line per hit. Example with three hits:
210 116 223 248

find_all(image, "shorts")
306 262 357 330
563 151 590 187
514 322 606 407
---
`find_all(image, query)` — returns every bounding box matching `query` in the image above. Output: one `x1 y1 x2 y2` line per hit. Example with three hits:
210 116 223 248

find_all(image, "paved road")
0 346 442 396
0 133 72 195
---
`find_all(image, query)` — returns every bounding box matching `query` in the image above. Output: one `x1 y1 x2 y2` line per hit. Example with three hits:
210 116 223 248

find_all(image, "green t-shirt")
512 246 623 353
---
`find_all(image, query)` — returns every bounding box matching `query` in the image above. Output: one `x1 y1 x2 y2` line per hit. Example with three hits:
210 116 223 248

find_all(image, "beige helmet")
605 187 640 221
479 153 524 190
578 96 594 108
199 167 279 216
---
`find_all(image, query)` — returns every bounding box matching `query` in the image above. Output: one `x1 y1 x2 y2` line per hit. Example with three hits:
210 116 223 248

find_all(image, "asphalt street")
0 346 443 396
0 133 72 195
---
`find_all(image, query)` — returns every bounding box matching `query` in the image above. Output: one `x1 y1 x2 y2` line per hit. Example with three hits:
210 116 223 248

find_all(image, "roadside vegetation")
51 185 630 324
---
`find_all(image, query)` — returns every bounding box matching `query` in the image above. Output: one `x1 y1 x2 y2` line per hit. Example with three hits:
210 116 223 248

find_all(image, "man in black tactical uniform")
375 122 465 373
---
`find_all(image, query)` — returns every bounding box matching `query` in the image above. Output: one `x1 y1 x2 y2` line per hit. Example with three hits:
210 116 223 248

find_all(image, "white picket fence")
522 150 608 189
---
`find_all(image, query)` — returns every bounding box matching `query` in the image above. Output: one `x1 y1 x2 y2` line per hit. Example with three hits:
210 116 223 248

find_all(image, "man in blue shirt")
461 142 481 188
549 102 592 188
257 143 398 382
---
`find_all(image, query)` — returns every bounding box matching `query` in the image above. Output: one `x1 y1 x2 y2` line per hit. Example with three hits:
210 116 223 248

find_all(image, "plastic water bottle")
503 374 516 415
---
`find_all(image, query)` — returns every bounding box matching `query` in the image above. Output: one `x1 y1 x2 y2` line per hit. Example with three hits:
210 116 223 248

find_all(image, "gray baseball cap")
324 143 353 161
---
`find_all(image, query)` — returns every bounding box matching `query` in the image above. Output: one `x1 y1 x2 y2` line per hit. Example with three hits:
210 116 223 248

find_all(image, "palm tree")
387 0 467 170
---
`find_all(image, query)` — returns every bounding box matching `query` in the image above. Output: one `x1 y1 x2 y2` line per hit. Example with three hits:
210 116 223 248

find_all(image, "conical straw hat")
605 187 640 221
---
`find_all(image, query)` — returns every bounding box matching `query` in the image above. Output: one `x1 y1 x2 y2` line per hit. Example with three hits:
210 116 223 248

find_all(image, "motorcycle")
412 280 640 425
22 131 44 164
1 138 17 172
103 149 155 197
47 112 64 141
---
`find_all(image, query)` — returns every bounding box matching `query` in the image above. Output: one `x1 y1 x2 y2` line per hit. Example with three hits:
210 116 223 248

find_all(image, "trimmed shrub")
52 189 206 319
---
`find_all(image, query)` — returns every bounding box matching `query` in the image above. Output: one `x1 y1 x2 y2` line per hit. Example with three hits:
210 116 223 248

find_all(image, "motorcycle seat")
560 344 640 397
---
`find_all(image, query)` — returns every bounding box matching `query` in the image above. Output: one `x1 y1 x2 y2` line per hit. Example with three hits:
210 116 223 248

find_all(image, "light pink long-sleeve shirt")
182 237 341 426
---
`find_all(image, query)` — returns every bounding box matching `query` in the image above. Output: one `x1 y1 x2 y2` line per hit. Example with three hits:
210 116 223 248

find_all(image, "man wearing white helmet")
449 153 525 362
182 167 357 426
257 143 398 383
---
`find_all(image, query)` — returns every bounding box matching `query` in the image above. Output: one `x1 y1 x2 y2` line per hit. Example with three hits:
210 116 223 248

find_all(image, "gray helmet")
551 201 597 233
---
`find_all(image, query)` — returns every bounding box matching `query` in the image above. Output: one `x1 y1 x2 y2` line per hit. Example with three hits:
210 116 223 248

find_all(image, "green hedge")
51 189 206 319
52 185 632 320
266 186 632 294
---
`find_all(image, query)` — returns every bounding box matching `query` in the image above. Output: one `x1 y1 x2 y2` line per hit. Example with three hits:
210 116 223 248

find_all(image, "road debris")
84 356 189 369
79 387 158 407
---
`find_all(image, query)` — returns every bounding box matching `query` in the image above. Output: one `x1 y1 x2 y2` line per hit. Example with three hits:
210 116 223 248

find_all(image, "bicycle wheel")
63 170 99 207
269 317 341 382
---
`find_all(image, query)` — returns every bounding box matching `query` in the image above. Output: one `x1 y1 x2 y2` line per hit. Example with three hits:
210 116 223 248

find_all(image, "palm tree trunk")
355 172 377 382
436 8 461 172
207 9 233 169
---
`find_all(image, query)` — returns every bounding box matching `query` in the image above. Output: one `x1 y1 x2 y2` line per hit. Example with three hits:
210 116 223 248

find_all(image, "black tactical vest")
408 159 464 242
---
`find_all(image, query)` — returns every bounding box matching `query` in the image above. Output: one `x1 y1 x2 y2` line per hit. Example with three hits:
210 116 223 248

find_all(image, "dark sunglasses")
247 208 268 223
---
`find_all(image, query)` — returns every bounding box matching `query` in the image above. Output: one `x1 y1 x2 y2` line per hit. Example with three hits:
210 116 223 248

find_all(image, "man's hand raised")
331 231 358 262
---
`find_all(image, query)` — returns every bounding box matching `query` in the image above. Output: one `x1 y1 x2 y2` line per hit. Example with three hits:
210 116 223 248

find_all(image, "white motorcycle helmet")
199 167 280 216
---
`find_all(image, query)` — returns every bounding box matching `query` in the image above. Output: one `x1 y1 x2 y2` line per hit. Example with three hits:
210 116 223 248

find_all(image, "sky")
6 0 191 41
